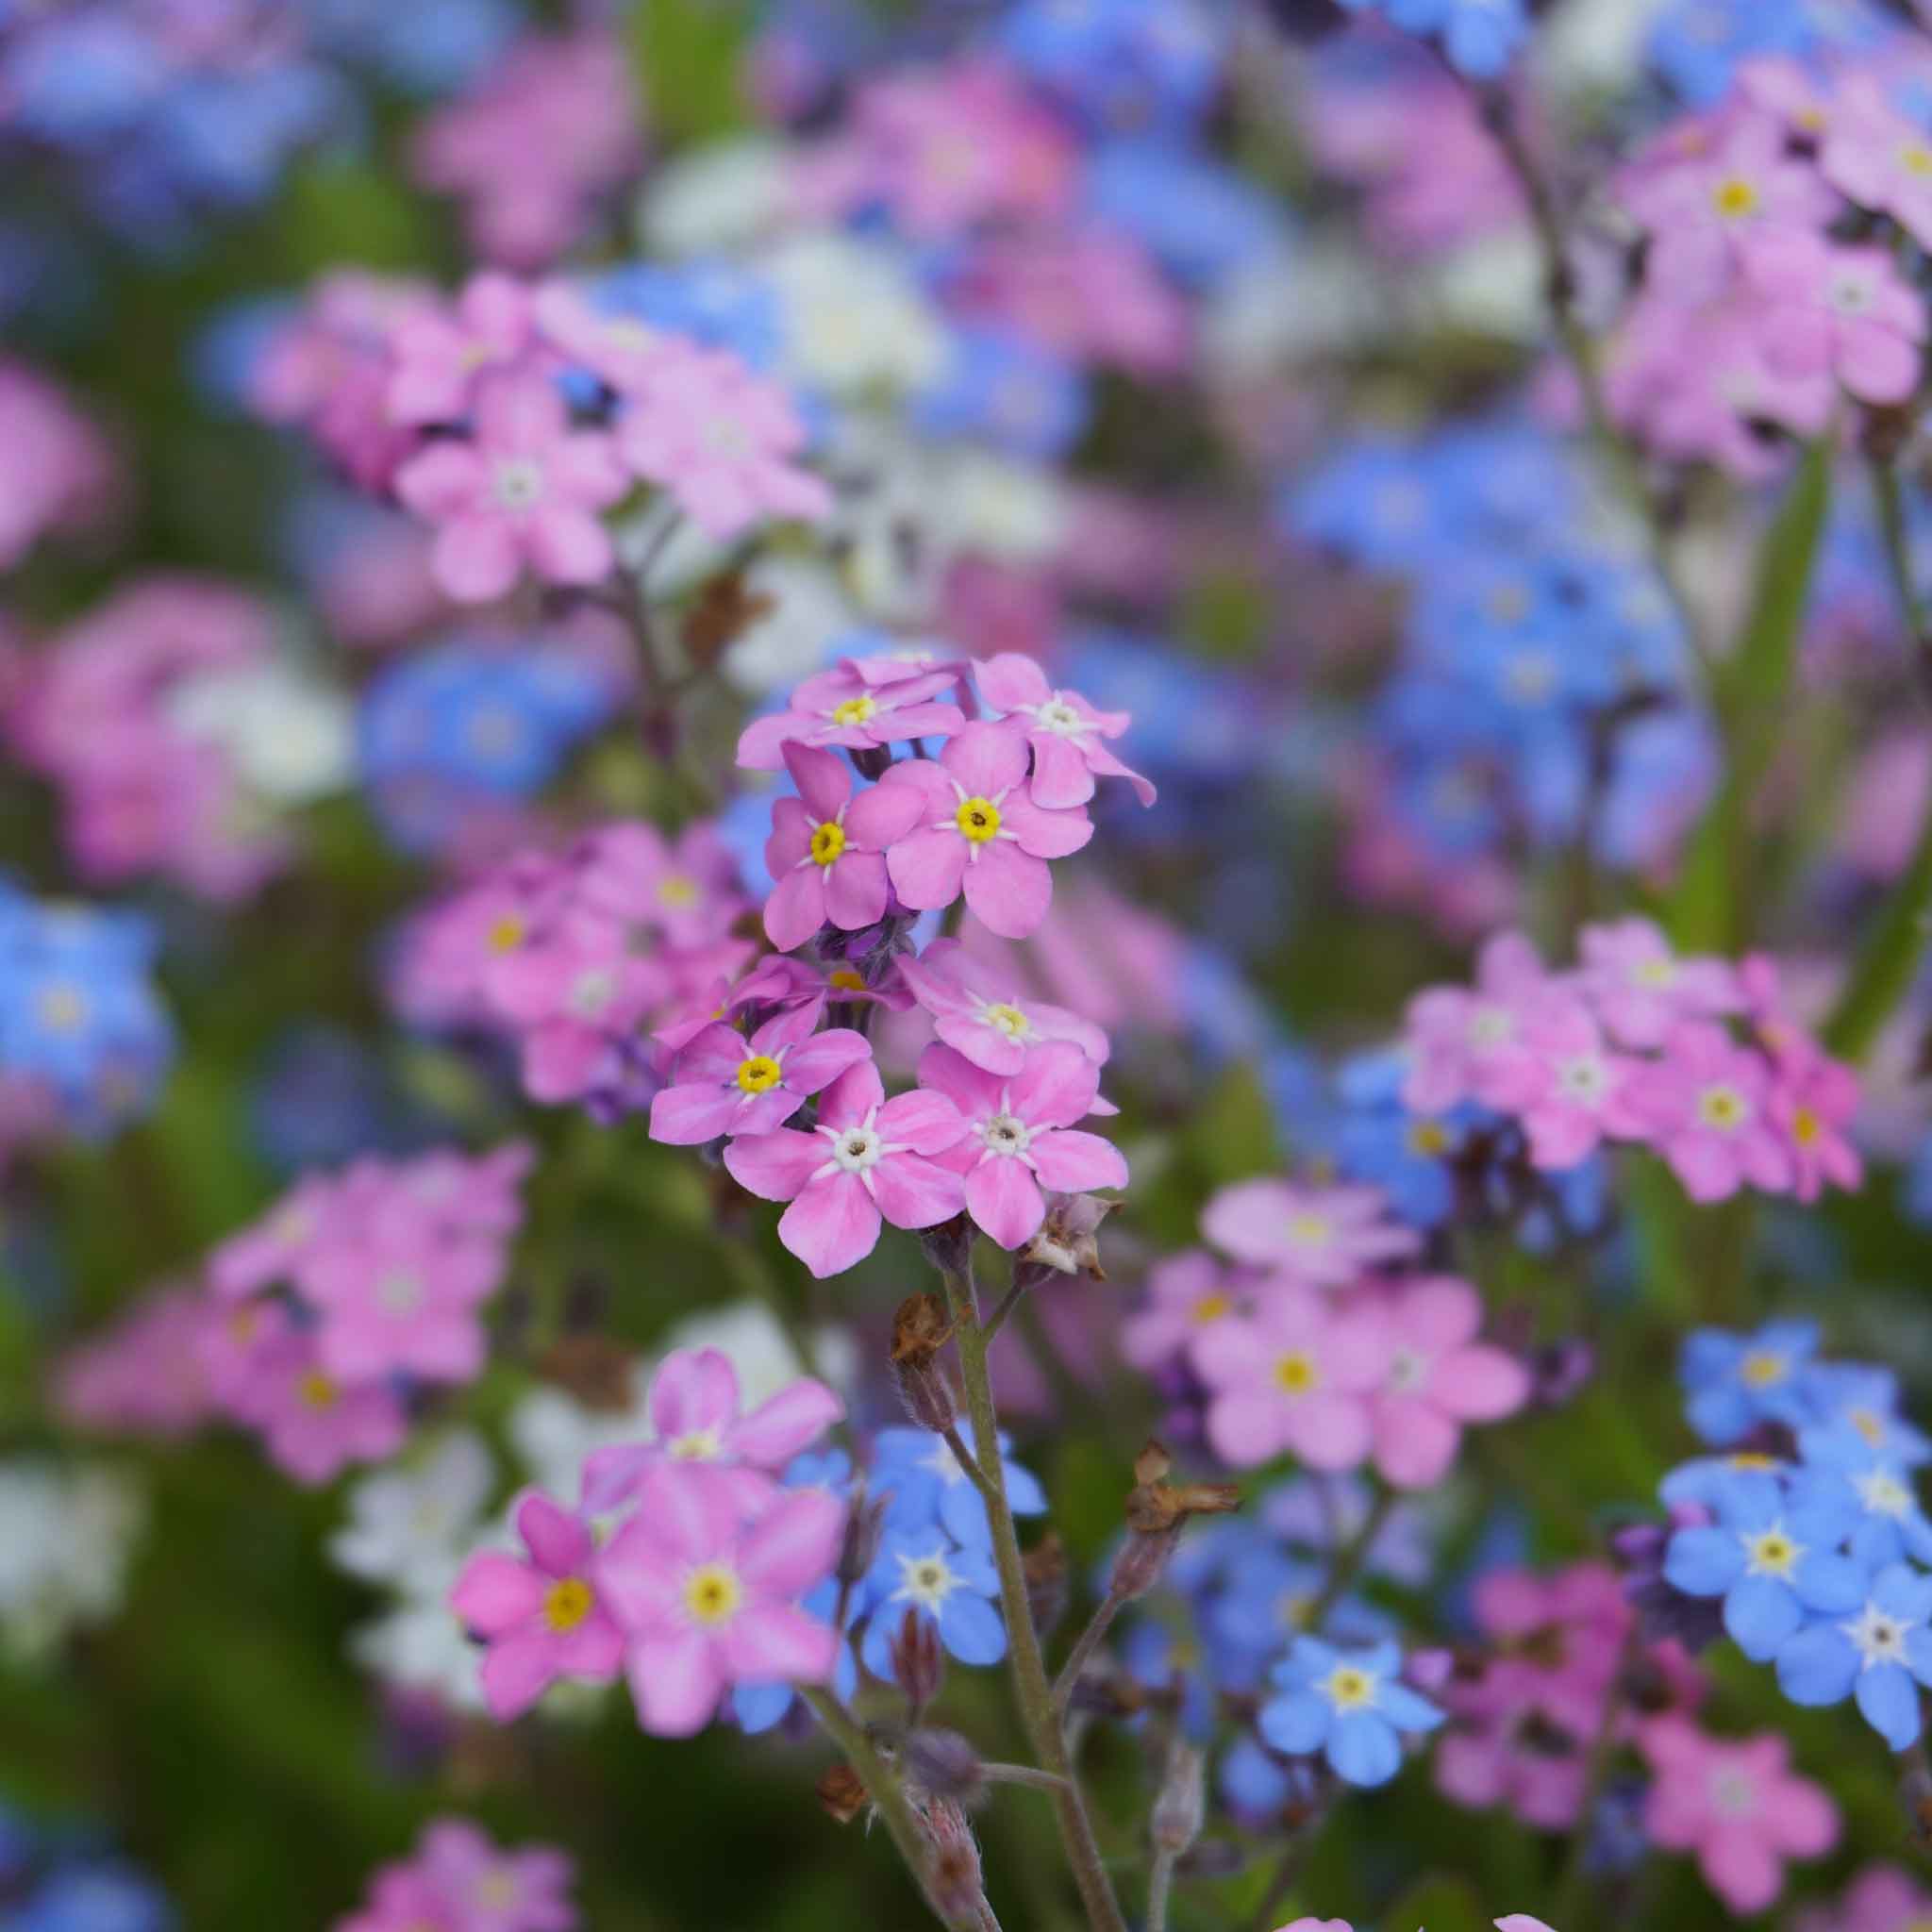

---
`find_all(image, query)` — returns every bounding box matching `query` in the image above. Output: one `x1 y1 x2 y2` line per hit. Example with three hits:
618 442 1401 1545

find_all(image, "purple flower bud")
900 1727 985 1807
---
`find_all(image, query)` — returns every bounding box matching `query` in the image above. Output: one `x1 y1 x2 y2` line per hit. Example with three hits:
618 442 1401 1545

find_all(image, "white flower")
719 556 859 696
168 658 355 806
660 1299 856 1407
351 1599 486 1709
763 231 953 398
639 137 791 258
508 1375 655 1501
328 1429 495 1598
0 1460 144 1656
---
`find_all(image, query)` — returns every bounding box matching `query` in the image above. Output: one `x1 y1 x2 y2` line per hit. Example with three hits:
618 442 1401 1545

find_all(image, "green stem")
1302 1486 1394 1634
798 1686 963 1930
940 1261 1129 1932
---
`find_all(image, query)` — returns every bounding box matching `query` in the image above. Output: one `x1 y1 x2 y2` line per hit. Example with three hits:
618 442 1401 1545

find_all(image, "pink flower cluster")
335 1817 575 1932
408 29 643 271
1401 920 1861 1205
67 1145 530 1485
253 267 830 604
450 1347 846 1731
1128 1182 1527 1487
1282 1919 1554 1932
392 819 754 1108
0 358 119 573
1608 64 1930 475
5 575 297 901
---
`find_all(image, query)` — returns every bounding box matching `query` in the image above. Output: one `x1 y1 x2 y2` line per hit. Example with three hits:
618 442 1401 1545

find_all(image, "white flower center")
830 1125 884 1174
569 968 618 1018
1033 697 1088 737
1843 1601 1915 1668
894 1549 960 1610
492 458 546 511
978 1111 1033 1158
376 1271 423 1316
1854 1468 1914 1520
1558 1055 1609 1103
1388 1346 1431 1394
976 998 1034 1041
1741 1523 1804 1580
1466 1007 1513 1048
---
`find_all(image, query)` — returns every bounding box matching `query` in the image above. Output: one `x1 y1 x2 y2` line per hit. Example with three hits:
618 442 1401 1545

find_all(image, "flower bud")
850 744 894 782
838 1488 887 1589
1902 1754 1932 1844
1113 1438 1241 1601
900 1727 986 1807
917 1212 976 1280
889 1606 946 1713
1023 1530 1069 1640
1021 1191 1116 1279
891 1291 957 1433
919 1796 991 1928
1151 1742 1206 1857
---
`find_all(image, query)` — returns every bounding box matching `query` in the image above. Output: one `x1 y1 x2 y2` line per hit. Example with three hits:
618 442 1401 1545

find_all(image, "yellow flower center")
1284 1212 1331 1246
297 1371 339 1410
736 1054 783 1094
1744 1527 1800 1579
1274 1351 1321 1396
810 820 847 867
668 1427 721 1460
658 874 699 908
1321 1665 1377 1711
684 1563 743 1626
1740 1350 1787 1389
543 1577 594 1633
1790 1105 1821 1146
828 968 866 992
36 983 88 1032
1902 142 1932 176
831 695 876 727
1711 175 1759 218
1407 1120 1450 1157
1697 1085 1747 1130
1727 1452 1780 1472
474 1873 519 1911
1191 1293 1232 1324
1852 1407 1888 1447
957 796 1002 842
487 914 525 954
984 1001 1030 1038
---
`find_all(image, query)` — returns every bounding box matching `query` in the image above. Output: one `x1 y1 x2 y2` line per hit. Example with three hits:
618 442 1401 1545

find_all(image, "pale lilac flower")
1403 930 1557 1113
450 1491 625 1720
1365 1277 1529 1489
917 1041 1127 1251
414 1819 576 1932
1192 1283 1392 1472
1743 231 1926 405
386 273 541 425
1765 1042 1862 1205
1122 1249 1245 1373
1625 1022 1792 1203
879 721 1093 940
735 655 970 770
394 375 626 603
615 342 831 541
485 930 668 1104
761 743 926 952
1201 1179 1420 1288
895 936 1108 1077
1576 917 1742 1049
595 1464 845 1735
297 1219 503 1385
1820 76 1932 251
1487 999 1649 1171
238 1328 408 1486
722 1058 967 1278
977 652 1156 808
580 1346 842 1514
649 1003 871 1143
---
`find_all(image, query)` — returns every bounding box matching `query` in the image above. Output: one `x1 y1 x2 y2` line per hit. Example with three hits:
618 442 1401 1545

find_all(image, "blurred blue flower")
1679 1321 1826 1445
1339 0 1528 76
1083 140 1284 287
910 328 1089 461
1257 1637 1442 1787
872 1427 1045 1552
1774 1561 1932 1750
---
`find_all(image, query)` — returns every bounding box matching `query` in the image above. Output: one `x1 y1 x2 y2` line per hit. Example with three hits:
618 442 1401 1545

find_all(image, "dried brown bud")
1902 1756 1932 1844
681 569 774 666
534 1334 640 1412
1108 1522 1183 1601
1023 1531 1070 1640
891 1291 957 1433
1134 1439 1174 1488
1020 1191 1115 1279
1114 1440 1241 1600
1151 1742 1207 1856
890 1606 946 1714
900 1727 986 1807
816 1762 870 1824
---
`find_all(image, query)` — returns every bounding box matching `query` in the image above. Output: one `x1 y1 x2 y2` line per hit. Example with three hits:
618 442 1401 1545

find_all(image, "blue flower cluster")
0 889 173 1141
1647 0 1893 107
1257 1635 1444 1788
0 1803 172 1932
1287 422 1715 881
357 637 620 855
1335 0 1528 79
1663 1323 1932 1748
732 1431 1048 1730
995 0 1225 135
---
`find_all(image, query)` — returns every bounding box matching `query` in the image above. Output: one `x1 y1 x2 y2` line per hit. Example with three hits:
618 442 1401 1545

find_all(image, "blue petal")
1257 1690 1331 1757
938 1484 993 1549
1724 1576 1803 1661
1663 1525 1745 1597
1794 1552 1871 1616
938 1591 1008 1666
733 1679 796 1733
1905 1625 1932 1688
1003 1461 1048 1514
1875 1563 1932 1622
860 1607 913 1682
1376 1682 1444 1735
1686 1385 1751 1445
1774 1624 1857 1707
1326 1710 1402 1788
1856 1662 1924 1751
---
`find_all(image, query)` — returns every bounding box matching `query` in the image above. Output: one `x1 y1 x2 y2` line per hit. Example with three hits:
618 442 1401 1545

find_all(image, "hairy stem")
1049 1583 1128 1724
799 1687 964 1930
1145 1850 1176 1932
1303 1486 1395 1635
940 1260 1130 1932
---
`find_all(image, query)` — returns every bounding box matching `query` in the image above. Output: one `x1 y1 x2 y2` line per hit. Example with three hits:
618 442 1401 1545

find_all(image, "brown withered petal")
1023 1531 1069 1639
681 570 774 665
535 1334 641 1413
1020 1191 1115 1279
816 1763 870 1825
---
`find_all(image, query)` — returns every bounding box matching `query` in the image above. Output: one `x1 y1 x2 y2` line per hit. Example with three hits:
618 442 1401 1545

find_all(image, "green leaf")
1382 1872 1491 1932
1667 435 1833 951
625 0 750 144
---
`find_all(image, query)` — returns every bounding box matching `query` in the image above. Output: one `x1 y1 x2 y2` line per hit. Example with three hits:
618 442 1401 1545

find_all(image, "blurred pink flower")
979 651 1156 808
387 272 541 425
736 654 971 770
896 935 1108 1077
1201 1178 1419 1288
762 742 926 951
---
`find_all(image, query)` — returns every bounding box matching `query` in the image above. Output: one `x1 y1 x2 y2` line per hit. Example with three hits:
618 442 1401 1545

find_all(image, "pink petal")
964 1155 1046 1249
887 826 969 912
1437 1344 1531 1421
916 1041 1006 1120
526 507 614 587
999 791 1094 859
823 850 890 930
1283 1391 1374 1472
977 652 1051 711
763 861 827 952
942 721 1029 796
451 1552 544 1636
765 795 815 874
729 1379 844 1468
815 1058 886 1128
738 1487 845 1595
517 1491 591 1575
781 741 852 822
650 1347 740 1443
1009 1040 1100 1127
781 1027 874 1094
877 1087 970 1156
778 1173 883 1277
432 514 523 602
722 1129 826 1203
1028 1127 1127 1192
962 841 1052 938
1373 1398 1460 1488
393 441 484 517
1026 731 1096 808
627 1629 724 1736
873 1150 967 1229
721 1603 840 1684
650 1081 743 1145
1206 1391 1290 1467
481 1628 561 1719
843 781 929 849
